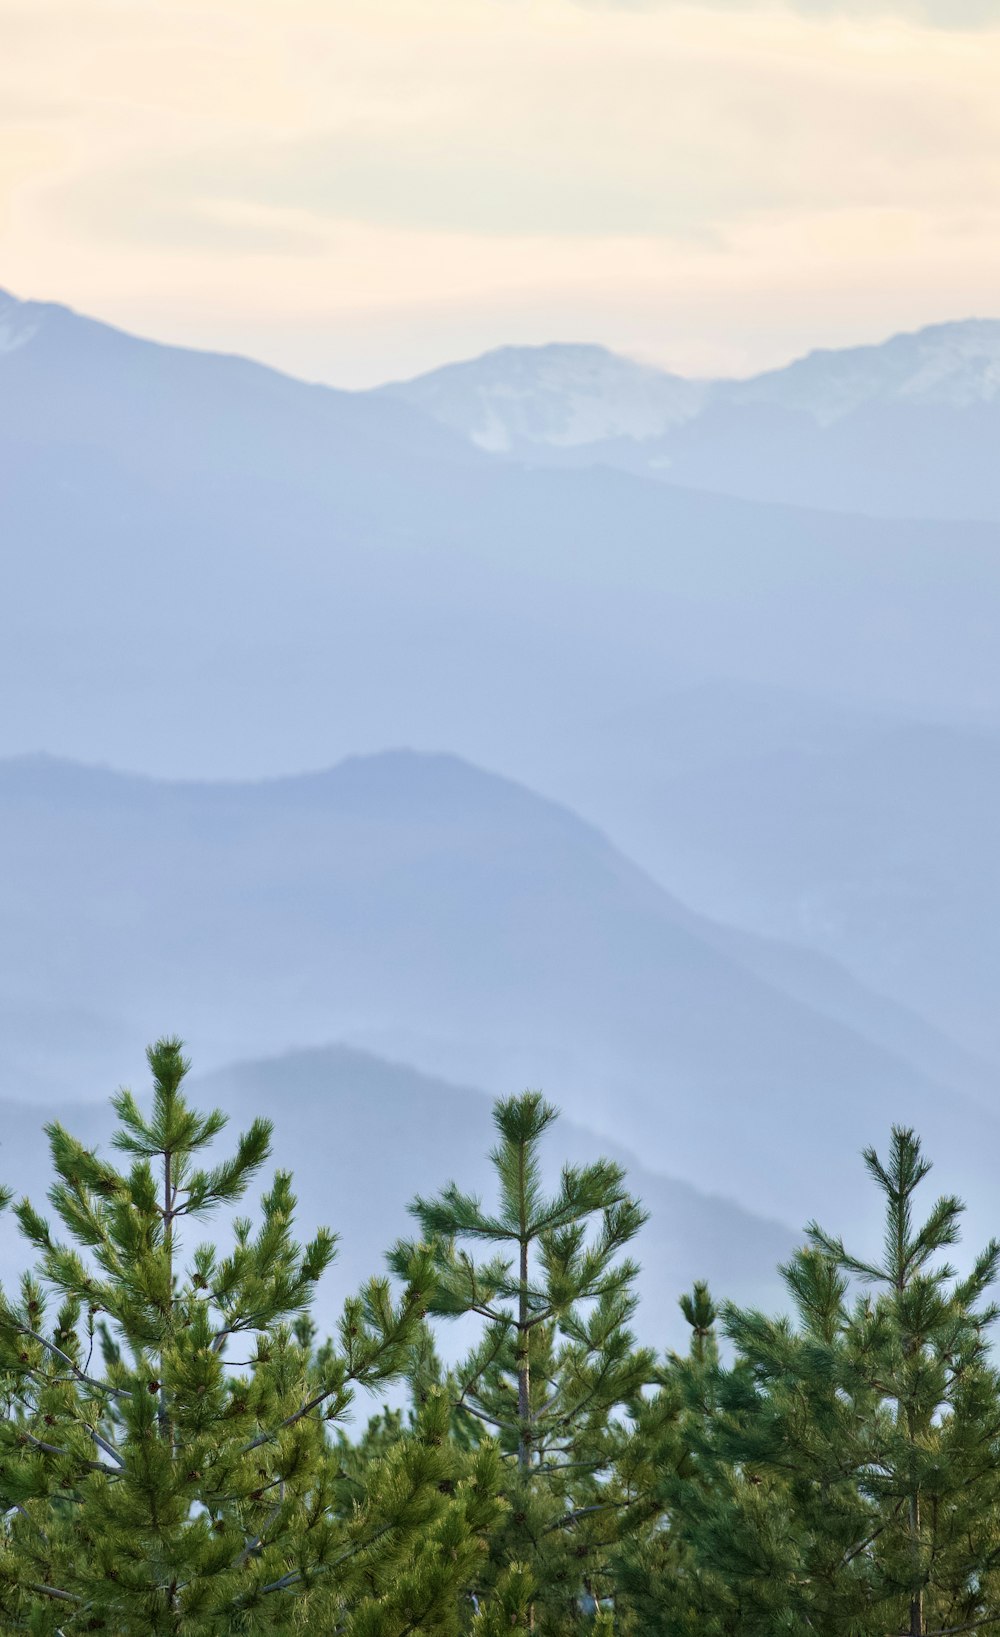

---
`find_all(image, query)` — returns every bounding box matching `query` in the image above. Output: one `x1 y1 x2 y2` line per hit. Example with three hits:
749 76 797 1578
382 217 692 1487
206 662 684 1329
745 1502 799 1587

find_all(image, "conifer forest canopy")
1 1038 999 1636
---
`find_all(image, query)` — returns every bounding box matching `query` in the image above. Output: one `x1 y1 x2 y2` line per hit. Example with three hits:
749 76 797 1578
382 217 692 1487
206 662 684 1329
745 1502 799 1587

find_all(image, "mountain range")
2 749 998 1247
381 320 1000 521
3 286 1000 1311
3 287 1000 789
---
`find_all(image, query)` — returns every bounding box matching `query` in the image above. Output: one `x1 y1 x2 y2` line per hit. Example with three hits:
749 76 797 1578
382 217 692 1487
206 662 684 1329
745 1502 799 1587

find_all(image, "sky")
2 0 1000 386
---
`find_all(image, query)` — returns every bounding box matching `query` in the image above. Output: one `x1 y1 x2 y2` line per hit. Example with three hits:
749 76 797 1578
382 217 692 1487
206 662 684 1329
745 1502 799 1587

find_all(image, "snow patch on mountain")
381 342 709 451
380 319 1000 451
729 319 1000 425
0 291 40 356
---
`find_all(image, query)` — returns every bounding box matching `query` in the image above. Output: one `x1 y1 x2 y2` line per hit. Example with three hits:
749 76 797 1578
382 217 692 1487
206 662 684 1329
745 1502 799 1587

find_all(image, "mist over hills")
382 319 1000 522
3 287 1000 1285
0 1044 795 1347
2 749 998 1241
547 688 1000 1081
558 717 1000 1065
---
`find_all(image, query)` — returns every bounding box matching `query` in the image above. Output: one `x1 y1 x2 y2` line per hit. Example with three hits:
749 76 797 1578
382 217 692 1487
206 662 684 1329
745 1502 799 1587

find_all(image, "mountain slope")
0 287 475 477
727 319 1000 422
552 717 1000 1072
2 750 998 1234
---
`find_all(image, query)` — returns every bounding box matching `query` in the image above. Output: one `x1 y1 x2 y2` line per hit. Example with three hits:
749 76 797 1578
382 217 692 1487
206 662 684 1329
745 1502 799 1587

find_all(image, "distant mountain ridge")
5 279 1000 790
378 342 709 452
379 318 1000 521
726 319 1000 422
0 285 478 478
381 319 1000 438
6 285 1000 473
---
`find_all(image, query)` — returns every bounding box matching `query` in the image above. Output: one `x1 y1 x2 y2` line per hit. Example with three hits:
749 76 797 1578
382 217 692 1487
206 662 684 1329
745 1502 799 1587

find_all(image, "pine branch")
234 1498 285 1568
26 1583 81 1605
252 1523 398 1600
916 1620 1000 1637
20 1431 118 1476
84 1424 124 1467
15 1325 129 1398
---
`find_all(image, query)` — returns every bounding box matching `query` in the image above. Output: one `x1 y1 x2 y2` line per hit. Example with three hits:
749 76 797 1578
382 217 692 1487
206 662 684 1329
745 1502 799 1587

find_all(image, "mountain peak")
381 340 706 451
379 315 1000 446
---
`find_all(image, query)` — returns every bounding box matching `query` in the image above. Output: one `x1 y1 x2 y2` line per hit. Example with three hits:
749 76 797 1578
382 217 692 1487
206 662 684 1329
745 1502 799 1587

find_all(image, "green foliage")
0 1039 498 1634
390 1091 661 1632
4 1039 1000 1637
647 1126 1000 1637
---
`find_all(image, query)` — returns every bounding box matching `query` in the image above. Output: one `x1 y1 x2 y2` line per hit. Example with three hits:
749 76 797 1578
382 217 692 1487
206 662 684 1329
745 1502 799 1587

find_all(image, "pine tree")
665 1127 1000 1637
0 1038 502 1634
329 1381 518 1637
389 1091 658 1633
613 1282 728 1637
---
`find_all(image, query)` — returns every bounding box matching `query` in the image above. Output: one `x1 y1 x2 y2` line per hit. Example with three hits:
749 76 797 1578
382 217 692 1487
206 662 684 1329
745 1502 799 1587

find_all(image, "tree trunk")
161 1148 173 1450
517 1234 530 1470
909 1491 923 1637
162 1148 181 1629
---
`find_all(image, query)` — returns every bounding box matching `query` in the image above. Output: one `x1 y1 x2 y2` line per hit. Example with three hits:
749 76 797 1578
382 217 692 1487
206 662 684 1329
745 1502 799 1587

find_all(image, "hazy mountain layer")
0 1044 796 1348
554 716 1000 1068
4 289 1000 791
1 750 996 1238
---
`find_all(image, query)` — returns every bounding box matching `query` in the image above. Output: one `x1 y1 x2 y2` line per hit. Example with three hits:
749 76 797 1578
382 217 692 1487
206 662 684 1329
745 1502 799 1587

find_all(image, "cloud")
31 0 996 251
572 0 1000 25
3 0 1000 386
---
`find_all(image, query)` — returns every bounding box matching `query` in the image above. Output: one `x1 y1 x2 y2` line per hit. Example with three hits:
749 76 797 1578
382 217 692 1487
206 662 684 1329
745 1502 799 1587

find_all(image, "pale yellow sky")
3 0 1000 385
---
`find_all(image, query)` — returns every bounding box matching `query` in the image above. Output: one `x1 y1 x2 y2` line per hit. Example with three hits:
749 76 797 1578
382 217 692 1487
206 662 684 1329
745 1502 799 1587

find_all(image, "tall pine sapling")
807 1128 1000 1637
666 1126 1000 1637
390 1091 657 1632
0 1038 443 1634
